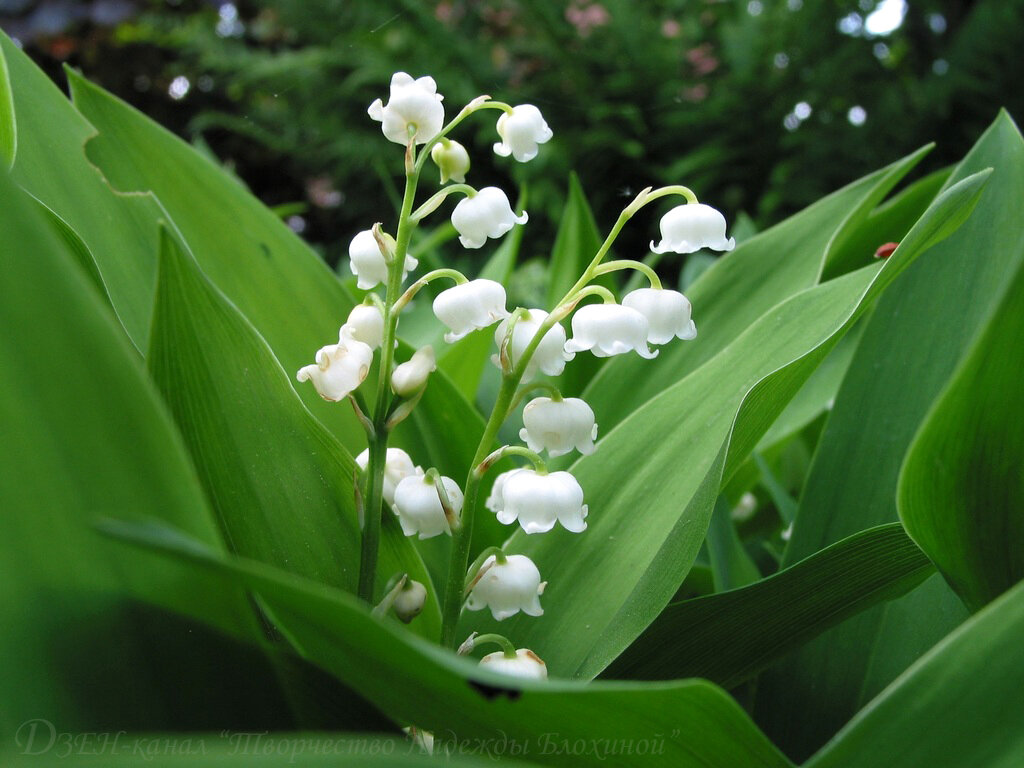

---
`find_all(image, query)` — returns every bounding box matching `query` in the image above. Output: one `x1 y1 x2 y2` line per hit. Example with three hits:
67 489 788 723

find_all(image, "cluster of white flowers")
293 71 734 681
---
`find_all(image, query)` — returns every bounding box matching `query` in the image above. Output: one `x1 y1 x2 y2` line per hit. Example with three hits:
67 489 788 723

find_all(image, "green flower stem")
371 573 409 618
471 633 517 657
358 148 421 603
410 184 476 222
477 445 546 476
593 259 663 289
509 381 562 411
463 545 507 594
392 268 467 313
414 99 513 175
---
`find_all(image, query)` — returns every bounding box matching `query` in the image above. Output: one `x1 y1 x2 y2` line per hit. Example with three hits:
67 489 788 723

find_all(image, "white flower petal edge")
343 303 385 349
497 469 588 534
622 288 697 344
492 309 571 378
479 648 548 680
433 279 510 343
485 469 524 518
493 104 553 162
450 187 528 249
519 397 598 457
367 72 444 146
564 304 657 359
466 554 546 621
355 447 421 507
392 474 463 539
348 229 418 290
296 330 374 402
650 203 735 254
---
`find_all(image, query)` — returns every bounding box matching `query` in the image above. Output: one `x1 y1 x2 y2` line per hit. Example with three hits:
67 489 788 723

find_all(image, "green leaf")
805 579 1024 768
461 169 988 680
605 524 932 686
754 111 1023 760
898 254 1024 612
706 496 761 591
100 520 795 768
148 227 438 633
0 35 14 168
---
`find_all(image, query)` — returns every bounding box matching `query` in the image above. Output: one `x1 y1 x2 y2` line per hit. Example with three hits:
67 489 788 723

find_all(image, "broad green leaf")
583 145 932 433
0 37 13 167
754 111 1022 760
706 496 761 591
898 254 1024 612
0 172 284 733
462 170 988 679
805 579 1024 768
605 524 932 686
148 228 438 634
100 520 795 768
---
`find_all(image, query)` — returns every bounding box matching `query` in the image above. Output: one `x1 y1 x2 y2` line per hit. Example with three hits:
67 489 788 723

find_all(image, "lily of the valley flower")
451 187 527 249
493 104 553 162
622 288 697 344
348 229 418 290
367 72 444 145
492 309 572 378
344 303 385 349
650 203 735 254
392 579 428 623
391 346 436 396
493 469 588 534
355 447 421 506
479 648 548 680
392 473 464 539
430 139 471 183
296 328 374 402
485 469 523 515
520 397 598 457
466 554 546 621
564 304 658 359
433 279 510 343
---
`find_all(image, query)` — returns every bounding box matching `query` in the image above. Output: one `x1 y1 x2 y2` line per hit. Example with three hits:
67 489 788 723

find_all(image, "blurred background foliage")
2 0 1021 267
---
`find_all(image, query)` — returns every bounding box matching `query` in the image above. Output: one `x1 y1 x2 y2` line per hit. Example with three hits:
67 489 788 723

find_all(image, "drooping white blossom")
343 303 385 349
392 579 428 624
466 554 546 621
492 309 572 378
493 104 553 162
391 346 436 396
451 187 527 249
494 469 588 534
564 303 658 359
479 648 548 680
367 72 444 145
296 328 374 402
650 203 735 254
348 229 418 290
519 397 598 457
622 288 697 344
355 447 421 506
392 473 463 539
430 139 471 183
433 279 510 343
485 469 524 515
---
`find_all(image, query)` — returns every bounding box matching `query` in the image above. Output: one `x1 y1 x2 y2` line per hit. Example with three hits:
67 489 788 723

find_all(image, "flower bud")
519 397 598 457
433 279 510 343
451 187 527 249
650 203 735 254
564 303 657 359
355 447 421 506
622 287 696 344
493 104 553 162
343 303 385 349
367 72 444 145
492 309 571 378
296 329 373 402
392 473 463 539
479 648 548 680
392 579 428 623
467 554 546 621
493 469 588 534
430 139 471 183
391 346 436 396
349 229 417 290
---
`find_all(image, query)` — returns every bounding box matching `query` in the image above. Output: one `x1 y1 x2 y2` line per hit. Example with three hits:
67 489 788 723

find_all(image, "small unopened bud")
392 346 436 396
430 139 471 184
393 579 428 623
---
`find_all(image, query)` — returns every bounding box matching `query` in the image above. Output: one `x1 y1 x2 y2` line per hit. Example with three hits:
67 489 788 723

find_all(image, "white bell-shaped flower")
479 648 548 680
492 309 572 378
348 229 418 290
391 346 436 396
433 279 510 343
392 473 463 539
355 447 421 507
650 203 735 254
466 554 546 621
451 187 528 249
495 469 588 534
493 104 553 162
392 579 428 624
484 469 523 514
622 287 697 344
519 397 598 457
296 328 374 402
564 304 657 359
343 303 385 349
430 139 470 183
367 72 444 145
